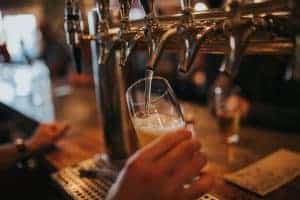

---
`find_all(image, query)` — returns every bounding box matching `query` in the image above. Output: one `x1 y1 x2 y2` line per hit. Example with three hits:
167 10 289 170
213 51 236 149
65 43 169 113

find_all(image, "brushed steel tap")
220 0 257 78
178 23 219 73
88 0 138 164
147 0 197 73
140 0 161 60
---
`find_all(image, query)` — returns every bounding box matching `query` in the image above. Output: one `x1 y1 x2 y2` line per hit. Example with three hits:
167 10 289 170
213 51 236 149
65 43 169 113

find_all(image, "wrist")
25 139 36 155
14 138 30 163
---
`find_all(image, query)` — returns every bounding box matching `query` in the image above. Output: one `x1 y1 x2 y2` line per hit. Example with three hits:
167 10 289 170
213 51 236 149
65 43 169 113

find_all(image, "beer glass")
213 86 240 144
126 76 186 147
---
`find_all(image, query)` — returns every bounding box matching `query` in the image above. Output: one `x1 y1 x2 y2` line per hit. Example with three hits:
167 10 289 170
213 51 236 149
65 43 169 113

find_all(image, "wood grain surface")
46 87 300 200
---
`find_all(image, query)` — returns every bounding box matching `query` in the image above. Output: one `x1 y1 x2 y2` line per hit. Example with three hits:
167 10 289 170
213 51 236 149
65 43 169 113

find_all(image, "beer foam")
132 113 185 134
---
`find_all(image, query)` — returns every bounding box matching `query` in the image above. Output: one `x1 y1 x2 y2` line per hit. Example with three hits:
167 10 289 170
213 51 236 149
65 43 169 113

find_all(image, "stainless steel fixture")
64 0 300 163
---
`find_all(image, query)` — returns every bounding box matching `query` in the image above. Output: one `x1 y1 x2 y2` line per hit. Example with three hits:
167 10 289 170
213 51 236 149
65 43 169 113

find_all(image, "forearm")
0 143 21 170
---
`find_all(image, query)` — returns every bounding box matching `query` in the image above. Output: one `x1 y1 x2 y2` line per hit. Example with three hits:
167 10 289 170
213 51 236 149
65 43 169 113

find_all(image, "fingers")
140 129 192 161
183 173 214 200
47 122 70 140
54 123 70 133
170 151 207 187
157 139 200 172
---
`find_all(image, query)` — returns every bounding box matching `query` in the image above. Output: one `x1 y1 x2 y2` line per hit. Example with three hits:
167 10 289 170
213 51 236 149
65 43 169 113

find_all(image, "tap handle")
180 0 192 11
96 0 110 21
64 0 83 73
118 0 132 19
65 0 82 43
220 21 256 77
140 0 154 16
64 0 74 45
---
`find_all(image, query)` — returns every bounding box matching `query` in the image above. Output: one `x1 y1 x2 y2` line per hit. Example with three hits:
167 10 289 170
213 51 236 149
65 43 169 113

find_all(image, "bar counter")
46 87 300 200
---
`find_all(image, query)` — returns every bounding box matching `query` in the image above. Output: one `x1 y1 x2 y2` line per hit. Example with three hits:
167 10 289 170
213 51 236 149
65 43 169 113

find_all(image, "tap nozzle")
220 20 256 78
148 27 178 70
178 24 218 73
219 0 256 78
140 0 161 59
64 0 83 73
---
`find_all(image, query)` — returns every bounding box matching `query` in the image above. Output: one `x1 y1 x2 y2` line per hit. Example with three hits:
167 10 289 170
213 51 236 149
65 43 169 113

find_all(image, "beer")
217 111 240 143
132 112 185 147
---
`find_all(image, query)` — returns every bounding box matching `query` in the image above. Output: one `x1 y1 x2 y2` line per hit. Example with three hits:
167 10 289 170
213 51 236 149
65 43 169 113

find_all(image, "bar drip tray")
51 155 116 200
52 155 219 200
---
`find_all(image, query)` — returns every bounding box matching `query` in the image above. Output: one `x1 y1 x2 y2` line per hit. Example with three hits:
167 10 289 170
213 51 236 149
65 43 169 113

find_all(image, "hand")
26 122 69 154
226 95 250 118
106 129 213 200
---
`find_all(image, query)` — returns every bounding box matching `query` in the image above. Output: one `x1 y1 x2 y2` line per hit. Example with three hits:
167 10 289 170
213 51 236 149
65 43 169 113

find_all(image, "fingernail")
186 125 195 138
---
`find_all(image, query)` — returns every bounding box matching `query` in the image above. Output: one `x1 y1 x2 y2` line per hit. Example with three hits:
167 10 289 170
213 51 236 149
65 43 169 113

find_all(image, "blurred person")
0 122 69 170
106 129 214 200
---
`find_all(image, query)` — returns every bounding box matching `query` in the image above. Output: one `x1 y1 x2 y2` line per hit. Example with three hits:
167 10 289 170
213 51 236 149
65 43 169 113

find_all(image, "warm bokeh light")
194 2 208 11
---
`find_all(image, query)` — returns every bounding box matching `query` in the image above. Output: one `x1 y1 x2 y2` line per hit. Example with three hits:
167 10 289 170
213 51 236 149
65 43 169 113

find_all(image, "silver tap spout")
115 0 156 69
178 23 219 73
118 0 134 65
140 0 161 58
220 20 256 77
219 0 257 78
148 27 178 70
121 33 145 68
148 0 195 72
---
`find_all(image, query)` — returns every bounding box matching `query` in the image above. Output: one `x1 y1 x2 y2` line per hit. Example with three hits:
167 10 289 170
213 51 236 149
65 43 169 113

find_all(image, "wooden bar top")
46 87 300 200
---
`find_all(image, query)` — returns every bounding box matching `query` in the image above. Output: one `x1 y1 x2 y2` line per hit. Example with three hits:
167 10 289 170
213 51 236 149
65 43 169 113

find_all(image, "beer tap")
219 0 256 78
140 0 161 60
64 0 84 73
178 22 221 73
117 0 144 68
63 0 300 165
95 0 113 66
148 0 197 73
87 0 138 164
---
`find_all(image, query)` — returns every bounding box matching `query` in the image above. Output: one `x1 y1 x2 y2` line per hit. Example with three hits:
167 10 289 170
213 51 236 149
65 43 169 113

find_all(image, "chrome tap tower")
64 0 300 163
